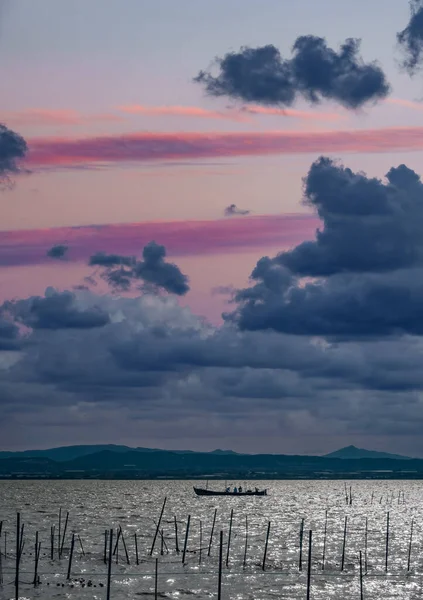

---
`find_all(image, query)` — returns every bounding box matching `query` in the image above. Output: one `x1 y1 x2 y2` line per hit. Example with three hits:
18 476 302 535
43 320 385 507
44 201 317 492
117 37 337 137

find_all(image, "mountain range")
0 444 419 480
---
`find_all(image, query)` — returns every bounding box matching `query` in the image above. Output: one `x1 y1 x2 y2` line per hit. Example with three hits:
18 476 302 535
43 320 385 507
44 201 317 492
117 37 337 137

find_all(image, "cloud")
229 157 423 338
24 126 423 170
0 109 124 128
0 123 28 184
118 104 250 122
47 244 69 260
195 37 390 109
224 204 250 216
0 214 318 268
4 288 110 330
118 103 342 123
3 288 423 453
89 241 190 295
397 0 423 74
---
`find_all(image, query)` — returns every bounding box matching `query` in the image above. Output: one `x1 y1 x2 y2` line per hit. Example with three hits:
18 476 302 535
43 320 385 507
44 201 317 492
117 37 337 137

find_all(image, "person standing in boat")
234 486 238 493
239 485 242 493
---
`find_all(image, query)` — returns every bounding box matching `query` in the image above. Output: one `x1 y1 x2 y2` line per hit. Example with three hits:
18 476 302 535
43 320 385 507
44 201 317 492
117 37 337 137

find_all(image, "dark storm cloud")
89 242 190 295
0 319 21 350
195 36 390 109
0 123 28 183
281 157 423 276
224 204 250 216
397 0 423 74
46 244 69 260
229 157 423 337
89 252 135 267
4 289 110 330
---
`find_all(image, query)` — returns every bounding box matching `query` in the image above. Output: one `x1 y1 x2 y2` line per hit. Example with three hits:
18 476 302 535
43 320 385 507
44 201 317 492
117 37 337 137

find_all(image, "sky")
2 0 423 455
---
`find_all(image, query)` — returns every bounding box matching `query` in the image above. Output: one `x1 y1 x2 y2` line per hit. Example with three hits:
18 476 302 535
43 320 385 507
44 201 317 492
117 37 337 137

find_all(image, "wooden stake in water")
50 526 54 560
60 511 69 558
199 520 203 565
174 516 180 554
106 528 113 600
103 530 108 564
67 533 75 580
218 531 223 600
160 529 164 556
120 528 130 565
134 533 139 565
306 530 312 600
77 535 85 557
407 518 414 572
262 522 271 571
150 497 167 556
364 517 368 573
341 516 348 571
349 486 352 505
243 515 248 568
182 515 191 565
321 510 328 570
385 512 390 572
208 509 217 557
33 531 40 586
58 508 61 557
226 509 233 568
154 557 158 600
299 518 305 571
359 550 364 600
15 512 20 600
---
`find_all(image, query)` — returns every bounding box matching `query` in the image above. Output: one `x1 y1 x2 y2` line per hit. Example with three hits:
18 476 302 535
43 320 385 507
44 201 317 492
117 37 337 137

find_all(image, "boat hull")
193 487 267 496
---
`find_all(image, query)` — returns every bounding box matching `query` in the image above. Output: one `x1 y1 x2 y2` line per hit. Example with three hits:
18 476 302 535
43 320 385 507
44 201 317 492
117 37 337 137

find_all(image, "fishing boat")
193 487 267 496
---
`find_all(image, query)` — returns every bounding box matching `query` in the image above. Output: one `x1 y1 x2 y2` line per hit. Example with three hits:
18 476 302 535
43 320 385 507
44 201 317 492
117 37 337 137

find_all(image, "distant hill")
0 444 198 462
324 445 411 460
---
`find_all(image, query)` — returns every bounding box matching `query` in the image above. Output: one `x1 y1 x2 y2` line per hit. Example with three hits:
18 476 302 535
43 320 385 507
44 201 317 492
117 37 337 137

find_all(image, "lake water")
0 479 422 599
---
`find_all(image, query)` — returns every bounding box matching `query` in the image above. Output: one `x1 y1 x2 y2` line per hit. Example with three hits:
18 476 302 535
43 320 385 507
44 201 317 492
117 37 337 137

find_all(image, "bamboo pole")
262 521 271 571
321 509 328 570
106 528 113 600
182 515 191 565
306 530 312 600
217 531 223 600
150 497 167 556
66 533 75 580
226 509 233 568
15 512 20 600
208 509 217 557
341 516 347 571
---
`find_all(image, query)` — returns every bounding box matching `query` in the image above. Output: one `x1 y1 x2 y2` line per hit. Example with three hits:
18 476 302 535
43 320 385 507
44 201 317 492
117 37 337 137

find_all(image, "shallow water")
0 479 422 599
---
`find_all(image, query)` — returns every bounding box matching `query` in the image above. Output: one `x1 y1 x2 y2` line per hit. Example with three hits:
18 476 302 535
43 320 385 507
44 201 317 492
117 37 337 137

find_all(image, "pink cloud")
0 109 124 127
24 126 423 169
241 105 345 121
118 104 251 122
118 104 342 123
0 214 318 267
385 98 423 111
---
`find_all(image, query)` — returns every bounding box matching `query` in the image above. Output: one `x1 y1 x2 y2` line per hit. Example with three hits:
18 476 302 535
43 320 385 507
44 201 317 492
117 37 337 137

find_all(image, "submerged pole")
407 518 414 572
341 516 348 571
217 531 223 600
174 516 180 554
299 518 304 571
262 521 271 571
208 509 217 557
306 530 312 600
106 528 113 600
182 515 191 565
15 512 20 600
385 512 390 572
243 514 248 568
150 497 167 556
226 509 233 568
321 509 328 570
66 533 75 580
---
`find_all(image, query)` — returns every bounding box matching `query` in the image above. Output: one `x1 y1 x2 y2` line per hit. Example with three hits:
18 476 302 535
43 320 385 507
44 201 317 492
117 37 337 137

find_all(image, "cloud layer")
23 126 423 170
398 0 423 74
0 214 318 268
0 123 28 183
229 157 423 339
195 37 389 109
